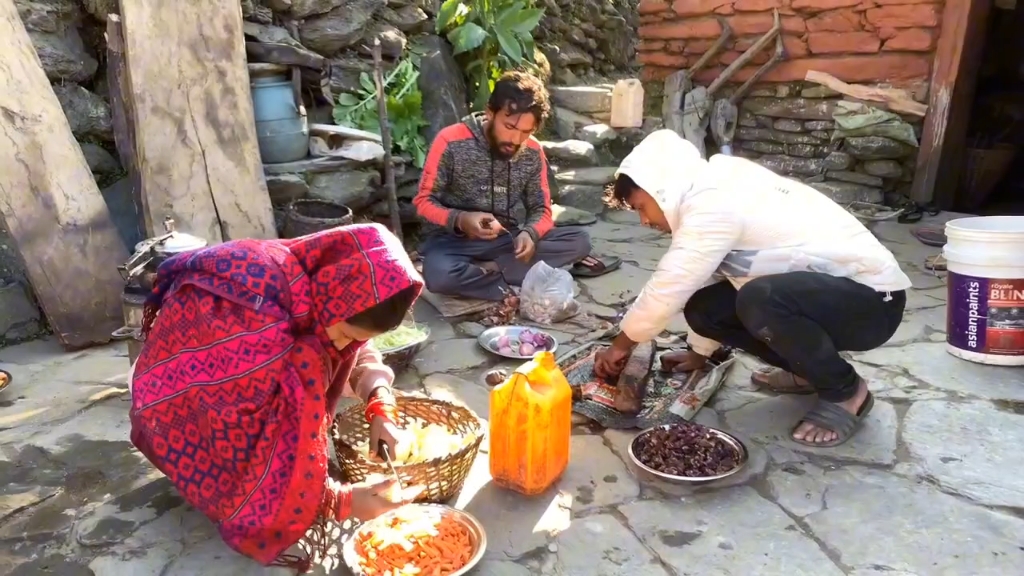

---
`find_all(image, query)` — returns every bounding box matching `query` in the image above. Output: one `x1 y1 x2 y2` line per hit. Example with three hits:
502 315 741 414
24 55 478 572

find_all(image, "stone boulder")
266 174 310 205
557 184 606 214
382 5 429 33
415 35 468 145
0 281 43 343
53 83 113 142
845 137 915 160
862 159 903 178
541 140 597 166
16 0 98 83
308 169 381 210
81 0 117 21
80 143 121 175
291 0 345 19
299 0 386 56
811 181 882 204
356 22 407 59
549 86 612 115
757 155 825 176
578 124 617 146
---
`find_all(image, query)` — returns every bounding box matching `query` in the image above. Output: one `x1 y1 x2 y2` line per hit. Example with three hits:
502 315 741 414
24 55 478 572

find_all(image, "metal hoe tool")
663 16 733 156
710 8 787 154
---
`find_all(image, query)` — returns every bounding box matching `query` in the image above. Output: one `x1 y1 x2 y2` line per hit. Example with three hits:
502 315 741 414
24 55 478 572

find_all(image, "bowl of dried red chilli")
627 421 748 484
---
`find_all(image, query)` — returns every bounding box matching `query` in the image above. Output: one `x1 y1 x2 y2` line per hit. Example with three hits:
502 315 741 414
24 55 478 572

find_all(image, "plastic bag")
520 261 580 324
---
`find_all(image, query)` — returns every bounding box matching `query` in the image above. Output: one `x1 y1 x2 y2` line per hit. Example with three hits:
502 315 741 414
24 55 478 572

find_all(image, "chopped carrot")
355 509 474 575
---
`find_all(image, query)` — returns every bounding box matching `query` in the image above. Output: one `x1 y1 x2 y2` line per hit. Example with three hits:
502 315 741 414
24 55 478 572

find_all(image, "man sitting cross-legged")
413 71 620 301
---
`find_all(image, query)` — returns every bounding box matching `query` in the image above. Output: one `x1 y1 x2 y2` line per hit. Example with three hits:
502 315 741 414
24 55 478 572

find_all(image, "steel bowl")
477 325 558 359
0 369 11 394
376 325 431 374
627 423 749 484
342 504 487 576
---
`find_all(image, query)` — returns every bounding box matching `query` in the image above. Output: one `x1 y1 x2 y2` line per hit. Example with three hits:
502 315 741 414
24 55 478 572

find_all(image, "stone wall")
536 0 640 84
635 0 942 85
735 82 922 204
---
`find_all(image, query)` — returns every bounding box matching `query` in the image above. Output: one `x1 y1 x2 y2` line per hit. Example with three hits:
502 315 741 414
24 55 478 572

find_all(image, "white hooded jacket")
617 130 913 356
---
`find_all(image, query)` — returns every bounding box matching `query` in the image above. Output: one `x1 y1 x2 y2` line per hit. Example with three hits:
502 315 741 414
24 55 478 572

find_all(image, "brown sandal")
750 367 815 394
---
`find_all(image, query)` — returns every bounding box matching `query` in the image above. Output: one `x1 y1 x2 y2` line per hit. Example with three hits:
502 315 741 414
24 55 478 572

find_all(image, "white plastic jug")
610 79 644 128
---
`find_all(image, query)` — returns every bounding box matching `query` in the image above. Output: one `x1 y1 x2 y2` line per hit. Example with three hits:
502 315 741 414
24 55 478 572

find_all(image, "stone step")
541 139 597 167
554 166 618 186
549 85 612 115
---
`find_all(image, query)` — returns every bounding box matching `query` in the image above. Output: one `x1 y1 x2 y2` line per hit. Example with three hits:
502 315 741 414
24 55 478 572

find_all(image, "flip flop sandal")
750 367 815 394
791 392 875 448
911 226 946 247
924 254 947 272
570 255 622 278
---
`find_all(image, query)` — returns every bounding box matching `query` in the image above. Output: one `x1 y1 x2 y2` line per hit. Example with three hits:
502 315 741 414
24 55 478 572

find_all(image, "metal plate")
342 504 487 576
477 325 558 359
627 424 748 484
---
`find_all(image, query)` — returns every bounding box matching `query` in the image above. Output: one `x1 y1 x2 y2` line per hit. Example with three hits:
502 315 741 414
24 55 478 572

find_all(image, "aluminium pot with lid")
134 228 208 257
120 217 209 283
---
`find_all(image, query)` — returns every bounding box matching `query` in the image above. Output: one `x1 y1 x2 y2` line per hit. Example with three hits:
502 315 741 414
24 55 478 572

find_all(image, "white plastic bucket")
943 216 1024 365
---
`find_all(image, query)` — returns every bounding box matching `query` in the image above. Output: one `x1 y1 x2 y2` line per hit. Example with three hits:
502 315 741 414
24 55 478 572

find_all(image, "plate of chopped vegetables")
477 326 557 359
343 503 486 576
373 324 430 353
372 324 431 373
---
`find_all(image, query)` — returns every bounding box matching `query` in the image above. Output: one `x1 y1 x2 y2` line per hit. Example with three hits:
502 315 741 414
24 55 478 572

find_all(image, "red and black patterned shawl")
129 224 422 567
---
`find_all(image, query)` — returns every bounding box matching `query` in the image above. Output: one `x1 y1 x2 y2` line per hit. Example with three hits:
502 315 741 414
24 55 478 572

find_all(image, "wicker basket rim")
333 424 485 470
332 395 486 468
287 199 353 222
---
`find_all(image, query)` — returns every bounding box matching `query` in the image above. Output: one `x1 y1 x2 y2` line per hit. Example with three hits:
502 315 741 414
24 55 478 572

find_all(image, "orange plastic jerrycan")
489 351 573 495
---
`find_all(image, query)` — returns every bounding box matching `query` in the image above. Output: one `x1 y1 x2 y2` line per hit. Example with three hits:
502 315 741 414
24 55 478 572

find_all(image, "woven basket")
284 199 353 238
331 394 485 503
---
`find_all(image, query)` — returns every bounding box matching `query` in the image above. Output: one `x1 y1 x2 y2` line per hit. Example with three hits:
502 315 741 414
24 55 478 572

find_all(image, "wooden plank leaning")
0 0 128 349
118 0 277 241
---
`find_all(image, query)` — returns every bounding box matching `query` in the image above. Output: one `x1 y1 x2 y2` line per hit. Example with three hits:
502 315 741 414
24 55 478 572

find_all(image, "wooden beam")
118 0 277 241
804 70 927 117
0 0 129 349
910 0 993 207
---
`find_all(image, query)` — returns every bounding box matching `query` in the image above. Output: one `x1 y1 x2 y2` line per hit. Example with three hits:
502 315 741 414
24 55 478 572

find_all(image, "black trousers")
683 272 906 403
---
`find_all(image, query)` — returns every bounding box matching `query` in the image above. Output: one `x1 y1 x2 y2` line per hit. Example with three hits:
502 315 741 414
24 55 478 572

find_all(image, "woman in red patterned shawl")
129 223 424 571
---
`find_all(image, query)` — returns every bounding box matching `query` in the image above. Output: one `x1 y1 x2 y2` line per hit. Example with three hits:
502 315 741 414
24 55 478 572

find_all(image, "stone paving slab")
3 212 1024 575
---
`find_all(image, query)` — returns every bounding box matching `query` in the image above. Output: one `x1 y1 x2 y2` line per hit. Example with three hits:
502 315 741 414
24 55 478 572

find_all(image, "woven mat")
419 288 494 318
558 341 735 430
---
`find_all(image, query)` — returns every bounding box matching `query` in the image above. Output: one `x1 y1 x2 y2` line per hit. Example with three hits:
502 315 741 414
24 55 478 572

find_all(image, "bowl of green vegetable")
372 323 431 374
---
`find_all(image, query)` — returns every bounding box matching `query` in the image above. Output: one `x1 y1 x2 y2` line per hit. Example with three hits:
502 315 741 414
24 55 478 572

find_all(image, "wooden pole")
371 37 402 243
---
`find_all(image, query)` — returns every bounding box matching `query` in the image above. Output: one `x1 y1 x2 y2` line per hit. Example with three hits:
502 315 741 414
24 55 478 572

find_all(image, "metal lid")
153 230 207 255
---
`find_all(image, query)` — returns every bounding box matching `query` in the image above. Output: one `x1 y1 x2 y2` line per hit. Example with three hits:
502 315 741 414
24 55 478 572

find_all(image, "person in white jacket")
594 130 912 447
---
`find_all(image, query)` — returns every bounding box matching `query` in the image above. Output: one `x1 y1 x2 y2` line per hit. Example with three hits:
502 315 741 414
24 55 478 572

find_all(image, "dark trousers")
684 271 906 402
420 227 592 301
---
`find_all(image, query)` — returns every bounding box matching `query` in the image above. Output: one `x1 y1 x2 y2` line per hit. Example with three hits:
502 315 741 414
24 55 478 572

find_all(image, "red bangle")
365 390 397 425
337 484 352 521
320 485 336 519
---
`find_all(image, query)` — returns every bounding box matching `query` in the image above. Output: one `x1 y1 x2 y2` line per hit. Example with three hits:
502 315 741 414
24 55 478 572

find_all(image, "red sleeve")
413 131 459 230
523 140 554 240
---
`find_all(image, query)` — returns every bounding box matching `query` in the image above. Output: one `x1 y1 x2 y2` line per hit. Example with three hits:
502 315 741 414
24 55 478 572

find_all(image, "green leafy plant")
332 57 429 168
436 0 545 109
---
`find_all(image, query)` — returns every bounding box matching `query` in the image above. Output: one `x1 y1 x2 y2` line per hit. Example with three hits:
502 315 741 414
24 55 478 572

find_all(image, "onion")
499 344 514 355
519 342 536 356
496 335 511 348
519 329 536 344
